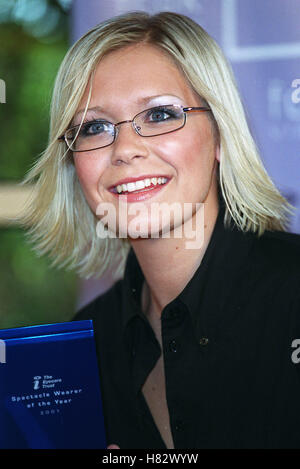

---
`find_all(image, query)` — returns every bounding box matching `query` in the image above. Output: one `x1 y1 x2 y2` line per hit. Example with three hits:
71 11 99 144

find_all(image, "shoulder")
221 226 300 310
73 279 123 327
224 227 300 337
253 228 300 276
257 227 300 251
243 228 300 304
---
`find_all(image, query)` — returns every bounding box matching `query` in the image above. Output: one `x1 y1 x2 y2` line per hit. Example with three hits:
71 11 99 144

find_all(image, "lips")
108 174 171 193
111 181 170 202
107 174 171 202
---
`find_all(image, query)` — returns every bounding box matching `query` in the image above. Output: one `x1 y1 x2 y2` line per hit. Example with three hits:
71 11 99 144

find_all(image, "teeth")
135 180 145 190
114 177 168 194
127 182 136 192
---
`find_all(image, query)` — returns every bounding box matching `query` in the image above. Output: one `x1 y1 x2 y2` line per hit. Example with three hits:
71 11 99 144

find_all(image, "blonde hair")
20 10 294 279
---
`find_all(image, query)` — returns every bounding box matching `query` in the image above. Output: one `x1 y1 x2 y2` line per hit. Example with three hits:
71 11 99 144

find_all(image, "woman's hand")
107 444 120 449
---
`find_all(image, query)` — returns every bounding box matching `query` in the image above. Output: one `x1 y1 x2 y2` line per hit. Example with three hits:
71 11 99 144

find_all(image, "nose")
110 120 148 166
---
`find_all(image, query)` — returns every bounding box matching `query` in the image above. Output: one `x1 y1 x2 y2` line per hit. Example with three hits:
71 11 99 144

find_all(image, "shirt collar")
121 200 255 332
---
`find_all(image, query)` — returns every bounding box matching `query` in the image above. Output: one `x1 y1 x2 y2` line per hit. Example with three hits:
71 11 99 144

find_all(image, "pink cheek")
153 137 186 166
74 158 101 186
154 133 200 171
74 160 104 210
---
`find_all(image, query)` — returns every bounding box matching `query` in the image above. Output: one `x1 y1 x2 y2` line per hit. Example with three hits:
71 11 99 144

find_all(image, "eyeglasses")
58 104 211 152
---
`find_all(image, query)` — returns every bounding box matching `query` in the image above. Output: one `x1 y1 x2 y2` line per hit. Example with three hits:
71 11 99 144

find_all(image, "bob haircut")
20 10 293 279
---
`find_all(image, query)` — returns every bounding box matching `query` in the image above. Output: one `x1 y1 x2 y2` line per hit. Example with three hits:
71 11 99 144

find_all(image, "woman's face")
73 43 219 239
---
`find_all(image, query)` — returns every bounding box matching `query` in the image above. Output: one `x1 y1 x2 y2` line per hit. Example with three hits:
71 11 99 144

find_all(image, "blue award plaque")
0 320 107 449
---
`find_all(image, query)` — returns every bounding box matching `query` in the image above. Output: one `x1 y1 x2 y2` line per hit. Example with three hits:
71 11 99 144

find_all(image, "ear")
215 145 220 163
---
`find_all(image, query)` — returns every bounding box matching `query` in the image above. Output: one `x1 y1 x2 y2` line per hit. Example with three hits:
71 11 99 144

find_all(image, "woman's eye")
146 108 177 123
80 121 109 136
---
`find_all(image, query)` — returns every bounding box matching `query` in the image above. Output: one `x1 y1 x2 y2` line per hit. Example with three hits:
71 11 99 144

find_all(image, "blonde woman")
21 12 300 449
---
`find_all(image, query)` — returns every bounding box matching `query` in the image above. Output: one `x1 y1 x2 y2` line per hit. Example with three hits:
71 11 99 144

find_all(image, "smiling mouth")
111 176 169 195
119 184 162 195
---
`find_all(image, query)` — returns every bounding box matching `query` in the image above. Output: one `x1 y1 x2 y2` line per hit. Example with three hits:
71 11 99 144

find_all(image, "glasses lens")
65 120 115 151
135 105 184 137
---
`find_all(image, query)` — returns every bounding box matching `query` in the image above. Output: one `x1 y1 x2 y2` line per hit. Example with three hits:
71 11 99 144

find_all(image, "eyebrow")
73 106 104 123
73 94 183 123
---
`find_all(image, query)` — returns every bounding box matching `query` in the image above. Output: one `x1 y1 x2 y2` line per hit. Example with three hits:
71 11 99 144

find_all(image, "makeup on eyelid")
72 94 185 126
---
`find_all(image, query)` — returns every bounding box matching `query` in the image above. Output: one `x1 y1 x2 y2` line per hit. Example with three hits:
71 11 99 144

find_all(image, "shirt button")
174 419 184 431
199 337 209 346
169 339 179 353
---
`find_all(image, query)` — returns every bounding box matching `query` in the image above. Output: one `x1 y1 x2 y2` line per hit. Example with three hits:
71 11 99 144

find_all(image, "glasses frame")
58 104 211 152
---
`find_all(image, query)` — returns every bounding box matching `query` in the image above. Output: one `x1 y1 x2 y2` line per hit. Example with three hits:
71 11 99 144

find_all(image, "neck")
130 190 220 319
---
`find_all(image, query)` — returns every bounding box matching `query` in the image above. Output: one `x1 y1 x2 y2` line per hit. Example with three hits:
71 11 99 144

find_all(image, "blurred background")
0 0 299 329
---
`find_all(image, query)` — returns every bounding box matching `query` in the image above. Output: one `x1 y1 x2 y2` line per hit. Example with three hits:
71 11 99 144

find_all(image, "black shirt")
73 204 300 448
